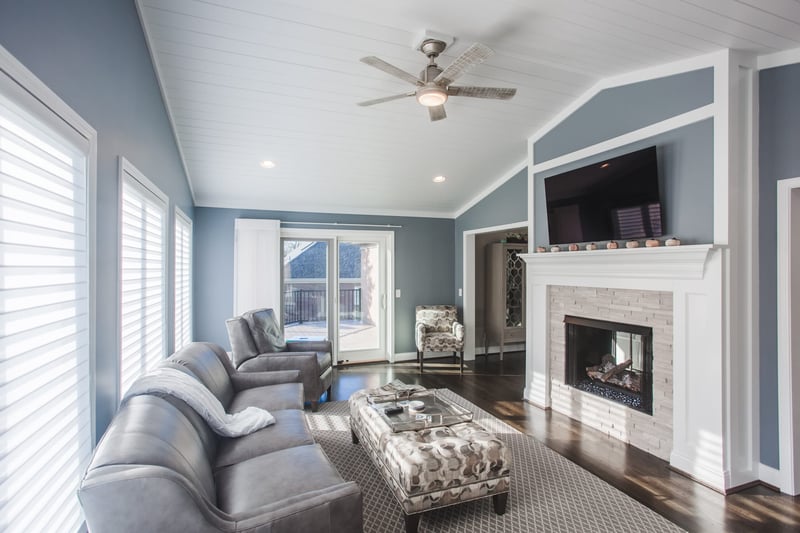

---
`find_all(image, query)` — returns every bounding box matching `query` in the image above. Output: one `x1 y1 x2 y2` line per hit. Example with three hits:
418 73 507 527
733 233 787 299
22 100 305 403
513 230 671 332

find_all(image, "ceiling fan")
357 39 516 122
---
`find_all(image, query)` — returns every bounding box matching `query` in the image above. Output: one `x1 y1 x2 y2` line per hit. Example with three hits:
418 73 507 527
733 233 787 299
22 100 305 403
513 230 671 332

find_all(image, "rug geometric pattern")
306 390 685 533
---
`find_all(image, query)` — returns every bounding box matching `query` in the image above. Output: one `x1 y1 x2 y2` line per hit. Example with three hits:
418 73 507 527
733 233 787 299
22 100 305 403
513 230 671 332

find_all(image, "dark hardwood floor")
331 351 800 533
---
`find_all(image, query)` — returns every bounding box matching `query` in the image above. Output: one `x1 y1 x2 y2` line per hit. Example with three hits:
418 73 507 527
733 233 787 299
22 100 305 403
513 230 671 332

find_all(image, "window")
119 158 167 397
0 52 95 532
174 207 192 350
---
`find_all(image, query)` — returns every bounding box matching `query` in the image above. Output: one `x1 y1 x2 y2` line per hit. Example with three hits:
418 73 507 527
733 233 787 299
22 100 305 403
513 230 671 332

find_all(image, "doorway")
281 228 394 365
462 221 527 361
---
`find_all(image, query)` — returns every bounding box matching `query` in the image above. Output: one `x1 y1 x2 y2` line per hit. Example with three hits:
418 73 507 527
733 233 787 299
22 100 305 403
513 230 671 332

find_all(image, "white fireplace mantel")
522 244 714 281
520 243 748 492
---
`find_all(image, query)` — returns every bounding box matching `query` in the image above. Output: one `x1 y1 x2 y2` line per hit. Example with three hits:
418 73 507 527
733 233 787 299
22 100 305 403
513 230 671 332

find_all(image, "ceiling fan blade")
357 92 415 107
448 86 517 100
434 42 494 86
360 56 423 86
428 105 447 122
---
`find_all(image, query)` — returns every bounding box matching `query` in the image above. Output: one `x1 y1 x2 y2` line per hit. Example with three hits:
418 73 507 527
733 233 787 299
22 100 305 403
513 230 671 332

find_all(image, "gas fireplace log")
600 359 632 381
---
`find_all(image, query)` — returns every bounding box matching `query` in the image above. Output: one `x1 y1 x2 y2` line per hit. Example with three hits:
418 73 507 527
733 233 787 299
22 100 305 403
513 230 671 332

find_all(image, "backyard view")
283 239 379 352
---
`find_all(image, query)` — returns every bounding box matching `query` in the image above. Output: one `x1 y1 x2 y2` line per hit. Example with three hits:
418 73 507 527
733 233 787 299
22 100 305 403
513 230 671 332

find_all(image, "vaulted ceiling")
136 0 800 217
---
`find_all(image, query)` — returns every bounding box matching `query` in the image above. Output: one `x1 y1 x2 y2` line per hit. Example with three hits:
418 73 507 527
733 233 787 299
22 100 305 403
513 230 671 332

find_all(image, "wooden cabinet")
484 243 526 358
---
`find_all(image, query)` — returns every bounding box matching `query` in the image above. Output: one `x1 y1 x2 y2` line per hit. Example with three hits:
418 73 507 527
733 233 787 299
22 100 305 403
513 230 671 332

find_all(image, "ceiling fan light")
416 86 448 107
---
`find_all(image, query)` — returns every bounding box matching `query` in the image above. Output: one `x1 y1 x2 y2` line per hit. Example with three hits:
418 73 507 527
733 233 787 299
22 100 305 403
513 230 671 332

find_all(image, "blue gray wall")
0 0 194 438
533 69 715 247
535 68 714 163
193 208 454 355
758 62 800 469
454 167 528 307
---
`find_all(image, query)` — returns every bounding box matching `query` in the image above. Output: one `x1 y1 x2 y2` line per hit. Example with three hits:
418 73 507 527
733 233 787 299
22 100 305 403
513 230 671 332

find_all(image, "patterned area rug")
305 390 684 533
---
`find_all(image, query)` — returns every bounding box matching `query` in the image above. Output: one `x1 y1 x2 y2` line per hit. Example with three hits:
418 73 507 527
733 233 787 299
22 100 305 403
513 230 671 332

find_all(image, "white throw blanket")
123 367 275 437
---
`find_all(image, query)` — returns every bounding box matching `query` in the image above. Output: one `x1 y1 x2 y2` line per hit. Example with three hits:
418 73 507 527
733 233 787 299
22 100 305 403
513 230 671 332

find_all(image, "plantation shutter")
0 71 93 532
119 159 167 397
174 207 192 350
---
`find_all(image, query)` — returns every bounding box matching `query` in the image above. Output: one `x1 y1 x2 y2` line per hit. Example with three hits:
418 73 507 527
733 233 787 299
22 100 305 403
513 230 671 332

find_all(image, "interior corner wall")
0 1 194 439
192 208 454 355
531 68 716 247
454 168 528 310
758 61 800 469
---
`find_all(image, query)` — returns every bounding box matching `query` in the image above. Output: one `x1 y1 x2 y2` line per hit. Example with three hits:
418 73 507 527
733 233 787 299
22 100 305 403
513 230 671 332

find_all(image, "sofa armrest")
286 339 332 353
230 369 301 391
239 352 322 400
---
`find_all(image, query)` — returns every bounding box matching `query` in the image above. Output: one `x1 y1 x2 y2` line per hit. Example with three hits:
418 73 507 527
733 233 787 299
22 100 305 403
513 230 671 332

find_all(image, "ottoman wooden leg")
351 429 359 444
493 492 508 515
404 513 421 533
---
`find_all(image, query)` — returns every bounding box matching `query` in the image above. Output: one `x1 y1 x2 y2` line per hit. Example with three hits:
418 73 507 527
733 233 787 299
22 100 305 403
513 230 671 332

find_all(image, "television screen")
544 146 663 244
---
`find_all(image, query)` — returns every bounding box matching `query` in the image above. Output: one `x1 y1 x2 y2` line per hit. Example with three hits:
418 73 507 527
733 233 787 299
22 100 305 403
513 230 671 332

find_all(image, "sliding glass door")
281 230 393 365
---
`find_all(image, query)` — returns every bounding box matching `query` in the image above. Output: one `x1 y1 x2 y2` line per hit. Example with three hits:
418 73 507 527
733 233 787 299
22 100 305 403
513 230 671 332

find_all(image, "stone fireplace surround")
549 286 673 460
522 244 752 492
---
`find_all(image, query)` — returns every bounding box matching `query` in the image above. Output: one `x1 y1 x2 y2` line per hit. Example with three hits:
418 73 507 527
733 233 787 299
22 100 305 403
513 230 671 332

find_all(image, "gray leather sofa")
226 308 333 411
78 342 362 533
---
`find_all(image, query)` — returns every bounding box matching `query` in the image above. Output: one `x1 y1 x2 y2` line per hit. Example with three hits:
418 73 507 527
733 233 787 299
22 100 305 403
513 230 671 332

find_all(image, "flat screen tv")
544 146 663 244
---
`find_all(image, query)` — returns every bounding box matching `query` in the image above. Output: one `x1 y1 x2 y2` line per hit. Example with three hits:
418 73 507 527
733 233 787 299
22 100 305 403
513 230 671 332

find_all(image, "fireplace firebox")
564 315 653 415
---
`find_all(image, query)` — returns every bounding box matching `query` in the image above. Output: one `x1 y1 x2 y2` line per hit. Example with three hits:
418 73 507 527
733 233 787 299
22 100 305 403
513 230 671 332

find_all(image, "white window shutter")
174 208 192 350
119 158 167 398
233 218 281 317
0 66 93 532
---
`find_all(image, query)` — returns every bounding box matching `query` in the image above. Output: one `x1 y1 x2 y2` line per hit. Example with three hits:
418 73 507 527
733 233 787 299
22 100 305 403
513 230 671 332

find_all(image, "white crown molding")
195 196 455 219
521 244 714 281
757 47 800 71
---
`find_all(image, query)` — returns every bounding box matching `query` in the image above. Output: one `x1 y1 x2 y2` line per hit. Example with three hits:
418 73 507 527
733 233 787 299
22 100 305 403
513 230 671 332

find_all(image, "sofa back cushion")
415 305 458 333
243 308 287 354
226 316 259 367
88 394 217 505
168 342 235 408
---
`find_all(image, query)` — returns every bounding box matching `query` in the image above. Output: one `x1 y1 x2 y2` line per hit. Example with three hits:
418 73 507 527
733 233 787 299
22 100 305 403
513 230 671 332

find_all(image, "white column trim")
777 176 800 495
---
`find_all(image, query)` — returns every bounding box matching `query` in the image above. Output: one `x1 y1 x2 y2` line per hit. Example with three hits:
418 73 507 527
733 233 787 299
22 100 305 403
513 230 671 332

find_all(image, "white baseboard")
759 463 781 489
393 351 417 362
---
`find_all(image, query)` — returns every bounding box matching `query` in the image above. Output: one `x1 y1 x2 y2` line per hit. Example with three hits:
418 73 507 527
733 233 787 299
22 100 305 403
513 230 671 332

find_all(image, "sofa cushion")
244 308 287 354
215 409 314 469
215 444 346 516
229 382 304 413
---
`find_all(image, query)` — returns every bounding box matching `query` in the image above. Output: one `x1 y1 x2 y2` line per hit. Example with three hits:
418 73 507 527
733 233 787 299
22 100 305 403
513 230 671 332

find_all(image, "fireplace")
564 315 653 415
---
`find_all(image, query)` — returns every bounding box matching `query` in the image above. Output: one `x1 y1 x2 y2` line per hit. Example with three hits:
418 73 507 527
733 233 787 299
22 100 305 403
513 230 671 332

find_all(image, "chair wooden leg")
311 400 319 412
417 350 423 373
326 384 332 399
453 351 457 363
460 351 464 374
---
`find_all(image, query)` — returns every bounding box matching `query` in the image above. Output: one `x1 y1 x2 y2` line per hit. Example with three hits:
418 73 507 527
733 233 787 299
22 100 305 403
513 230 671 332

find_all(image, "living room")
1 1 799 532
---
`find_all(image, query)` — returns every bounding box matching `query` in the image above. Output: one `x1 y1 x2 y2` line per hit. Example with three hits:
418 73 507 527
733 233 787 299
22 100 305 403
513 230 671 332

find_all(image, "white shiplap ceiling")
136 0 800 217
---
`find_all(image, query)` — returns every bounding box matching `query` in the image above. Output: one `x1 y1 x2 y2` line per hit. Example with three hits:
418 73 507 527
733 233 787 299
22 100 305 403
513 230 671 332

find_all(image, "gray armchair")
226 308 333 411
415 305 465 373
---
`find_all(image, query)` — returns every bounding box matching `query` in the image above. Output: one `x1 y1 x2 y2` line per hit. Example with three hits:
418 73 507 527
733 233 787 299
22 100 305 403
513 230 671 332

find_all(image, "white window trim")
174 206 192 350
0 43 97 532
118 157 168 399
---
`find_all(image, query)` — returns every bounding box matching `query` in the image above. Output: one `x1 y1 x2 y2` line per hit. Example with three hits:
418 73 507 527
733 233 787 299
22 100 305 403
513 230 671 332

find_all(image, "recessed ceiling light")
260 160 276 169
433 175 446 183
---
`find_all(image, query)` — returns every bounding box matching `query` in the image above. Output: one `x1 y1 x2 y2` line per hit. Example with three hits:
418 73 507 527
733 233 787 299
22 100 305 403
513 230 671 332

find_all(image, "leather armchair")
226 308 333 411
415 305 465 373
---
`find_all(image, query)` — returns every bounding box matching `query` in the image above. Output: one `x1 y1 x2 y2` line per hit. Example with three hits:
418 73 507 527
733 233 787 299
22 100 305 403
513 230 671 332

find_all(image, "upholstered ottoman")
349 383 510 533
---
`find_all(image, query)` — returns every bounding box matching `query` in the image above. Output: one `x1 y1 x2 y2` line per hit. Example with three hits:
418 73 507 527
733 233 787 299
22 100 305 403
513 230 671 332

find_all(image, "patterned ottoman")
349 382 511 533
